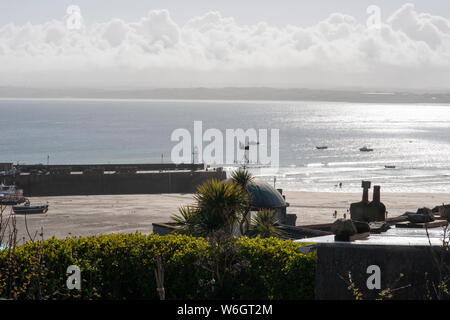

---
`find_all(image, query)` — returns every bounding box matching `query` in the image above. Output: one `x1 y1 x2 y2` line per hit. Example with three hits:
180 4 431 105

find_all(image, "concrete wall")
13 171 226 197
315 244 450 300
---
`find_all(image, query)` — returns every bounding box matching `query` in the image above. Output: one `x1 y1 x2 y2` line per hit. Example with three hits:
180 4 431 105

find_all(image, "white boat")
0 184 26 205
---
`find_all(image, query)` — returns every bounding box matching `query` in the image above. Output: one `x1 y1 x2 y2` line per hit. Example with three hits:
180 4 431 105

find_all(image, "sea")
2 98 450 193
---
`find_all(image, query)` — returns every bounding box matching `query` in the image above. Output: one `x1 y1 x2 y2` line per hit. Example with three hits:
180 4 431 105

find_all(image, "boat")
385 165 396 169
316 146 328 150
359 146 374 152
0 184 26 205
13 202 48 214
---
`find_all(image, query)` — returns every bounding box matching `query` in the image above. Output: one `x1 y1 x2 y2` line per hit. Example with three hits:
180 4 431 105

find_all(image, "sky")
1 1 450 90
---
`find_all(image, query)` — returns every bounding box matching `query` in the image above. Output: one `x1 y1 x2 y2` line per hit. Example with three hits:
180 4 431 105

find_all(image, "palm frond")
230 168 254 189
171 205 203 236
194 179 250 235
249 209 284 238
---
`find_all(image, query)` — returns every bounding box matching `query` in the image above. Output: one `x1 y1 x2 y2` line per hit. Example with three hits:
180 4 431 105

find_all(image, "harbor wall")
7 166 226 197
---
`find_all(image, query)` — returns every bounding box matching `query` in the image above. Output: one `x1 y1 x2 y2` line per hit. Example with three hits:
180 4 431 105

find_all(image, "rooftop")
245 179 288 209
296 225 449 247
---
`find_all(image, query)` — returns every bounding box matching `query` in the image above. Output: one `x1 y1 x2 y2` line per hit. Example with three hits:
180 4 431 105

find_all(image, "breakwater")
1 163 226 197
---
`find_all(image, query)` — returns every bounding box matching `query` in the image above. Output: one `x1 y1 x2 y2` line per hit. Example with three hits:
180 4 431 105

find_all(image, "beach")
6 191 450 242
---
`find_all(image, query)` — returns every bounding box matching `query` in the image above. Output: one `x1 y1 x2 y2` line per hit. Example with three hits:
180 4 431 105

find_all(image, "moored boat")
0 184 26 205
13 203 49 214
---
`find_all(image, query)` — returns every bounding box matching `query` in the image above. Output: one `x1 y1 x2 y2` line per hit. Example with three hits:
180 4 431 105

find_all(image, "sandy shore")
3 191 450 242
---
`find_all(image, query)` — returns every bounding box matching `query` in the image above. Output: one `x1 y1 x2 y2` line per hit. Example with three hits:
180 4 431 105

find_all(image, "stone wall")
12 170 226 197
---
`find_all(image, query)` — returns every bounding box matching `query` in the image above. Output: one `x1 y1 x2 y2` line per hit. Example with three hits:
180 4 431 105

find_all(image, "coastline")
7 191 450 242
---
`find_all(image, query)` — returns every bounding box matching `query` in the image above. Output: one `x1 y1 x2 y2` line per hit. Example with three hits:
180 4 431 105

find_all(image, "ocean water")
1 99 450 193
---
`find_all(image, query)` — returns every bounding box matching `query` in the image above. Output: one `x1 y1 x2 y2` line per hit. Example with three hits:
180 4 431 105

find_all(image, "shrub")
0 233 315 300
173 179 250 237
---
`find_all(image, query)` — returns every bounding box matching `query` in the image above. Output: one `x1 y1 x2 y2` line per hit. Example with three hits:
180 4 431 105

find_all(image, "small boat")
0 184 26 205
385 165 396 169
359 146 374 152
13 203 49 214
316 146 328 150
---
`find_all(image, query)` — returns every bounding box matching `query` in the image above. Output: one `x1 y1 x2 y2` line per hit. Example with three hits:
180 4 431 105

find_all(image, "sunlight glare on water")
2 99 450 193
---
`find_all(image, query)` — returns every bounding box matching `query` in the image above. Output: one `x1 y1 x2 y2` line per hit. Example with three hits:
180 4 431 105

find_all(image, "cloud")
0 4 449 90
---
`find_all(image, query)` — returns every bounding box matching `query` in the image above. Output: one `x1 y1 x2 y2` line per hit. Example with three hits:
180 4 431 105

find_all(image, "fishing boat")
316 146 328 150
384 165 396 169
0 184 26 205
13 202 48 214
359 146 374 152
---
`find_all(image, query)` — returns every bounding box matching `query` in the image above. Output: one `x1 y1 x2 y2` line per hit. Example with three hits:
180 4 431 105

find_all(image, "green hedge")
0 233 315 300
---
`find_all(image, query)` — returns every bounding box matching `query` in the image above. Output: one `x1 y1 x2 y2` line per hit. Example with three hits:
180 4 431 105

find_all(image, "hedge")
0 233 315 300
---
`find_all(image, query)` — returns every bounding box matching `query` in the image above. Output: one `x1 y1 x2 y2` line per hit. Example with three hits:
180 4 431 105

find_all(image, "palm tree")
172 179 249 237
230 168 254 235
249 209 284 238
171 205 202 236
172 171 283 239
230 168 254 188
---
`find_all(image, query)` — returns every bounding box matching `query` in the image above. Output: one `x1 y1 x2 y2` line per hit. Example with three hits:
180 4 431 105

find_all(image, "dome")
245 179 287 209
225 178 288 209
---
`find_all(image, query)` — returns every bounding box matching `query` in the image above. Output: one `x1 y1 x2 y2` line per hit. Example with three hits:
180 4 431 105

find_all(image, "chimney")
361 181 371 202
373 185 381 203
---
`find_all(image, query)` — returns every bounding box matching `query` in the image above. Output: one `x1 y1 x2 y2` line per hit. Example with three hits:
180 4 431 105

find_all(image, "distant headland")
1 87 450 104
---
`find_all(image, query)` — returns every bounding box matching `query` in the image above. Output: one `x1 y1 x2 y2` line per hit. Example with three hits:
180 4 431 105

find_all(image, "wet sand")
3 191 450 242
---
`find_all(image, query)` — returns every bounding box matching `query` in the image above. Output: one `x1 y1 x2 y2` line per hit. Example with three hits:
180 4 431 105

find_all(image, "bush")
0 233 315 300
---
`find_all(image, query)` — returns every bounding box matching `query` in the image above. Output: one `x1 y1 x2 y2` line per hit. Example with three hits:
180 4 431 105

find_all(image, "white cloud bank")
0 3 450 90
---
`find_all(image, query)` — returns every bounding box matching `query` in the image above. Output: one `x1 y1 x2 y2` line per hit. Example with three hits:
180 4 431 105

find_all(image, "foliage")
173 179 250 236
196 231 251 299
171 206 203 237
172 172 282 238
230 168 254 235
230 168 254 189
0 233 315 300
235 236 316 299
249 209 283 238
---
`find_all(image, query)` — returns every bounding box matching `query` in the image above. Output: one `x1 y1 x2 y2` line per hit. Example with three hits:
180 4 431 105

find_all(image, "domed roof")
245 179 287 209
